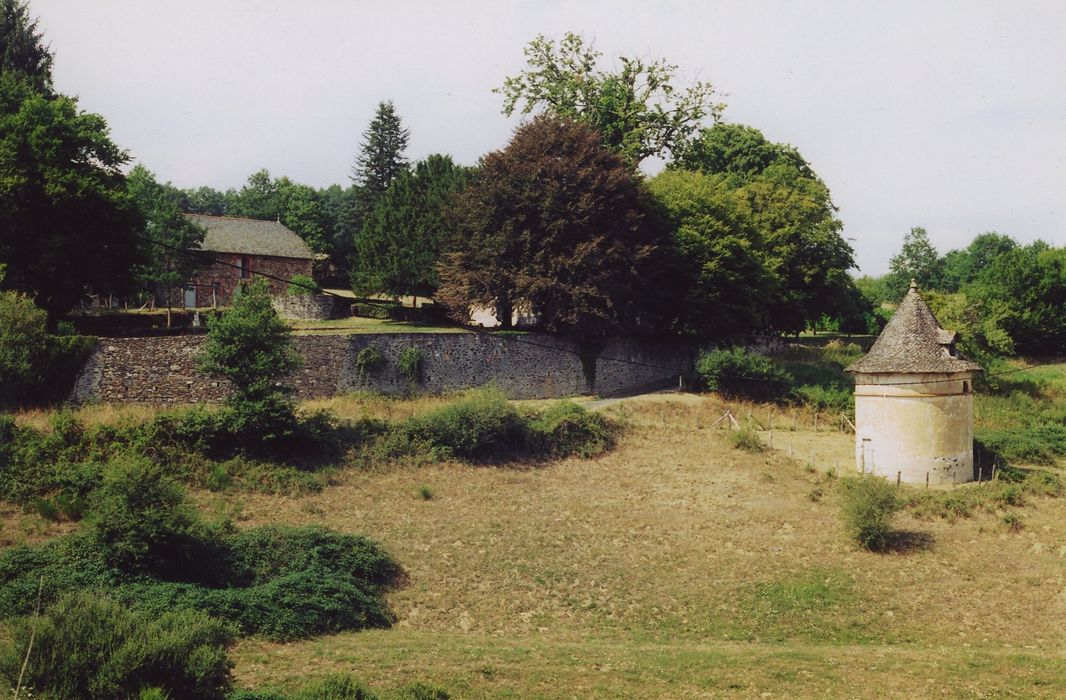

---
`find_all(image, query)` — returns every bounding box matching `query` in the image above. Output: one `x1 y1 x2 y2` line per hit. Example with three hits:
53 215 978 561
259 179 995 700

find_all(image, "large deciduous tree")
647 169 772 339
0 76 143 320
353 154 470 300
498 32 723 166
437 115 663 340
887 226 943 299
673 123 856 333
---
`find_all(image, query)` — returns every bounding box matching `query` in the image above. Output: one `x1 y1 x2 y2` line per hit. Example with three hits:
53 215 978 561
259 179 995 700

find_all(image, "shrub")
696 347 792 402
290 674 378 700
838 475 901 551
0 519 403 642
0 288 48 407
287 274 321 296
527 401 615 459
0 591 234 700
355 346 386 383
405 389 526 461
729 426 765 453
88 457 217 579
398 347 424 386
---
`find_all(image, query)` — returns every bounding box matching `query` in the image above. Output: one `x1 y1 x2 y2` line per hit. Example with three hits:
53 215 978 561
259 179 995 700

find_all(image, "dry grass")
222 395 1066 698
5 391 1066 696
11 402 166 431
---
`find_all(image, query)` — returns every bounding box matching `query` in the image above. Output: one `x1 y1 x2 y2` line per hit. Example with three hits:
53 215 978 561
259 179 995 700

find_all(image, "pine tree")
0 0 53 92
351 100 410 202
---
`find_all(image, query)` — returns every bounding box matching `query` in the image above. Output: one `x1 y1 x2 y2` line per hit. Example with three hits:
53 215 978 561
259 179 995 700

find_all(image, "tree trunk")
496 296 513 329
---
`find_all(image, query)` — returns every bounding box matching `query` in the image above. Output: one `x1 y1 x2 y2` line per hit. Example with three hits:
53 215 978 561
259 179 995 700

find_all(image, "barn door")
184 285 196 308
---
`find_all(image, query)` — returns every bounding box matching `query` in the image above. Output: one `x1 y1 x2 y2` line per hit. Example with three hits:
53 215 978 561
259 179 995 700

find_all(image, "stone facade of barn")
178 214 314 308
846 282 983 486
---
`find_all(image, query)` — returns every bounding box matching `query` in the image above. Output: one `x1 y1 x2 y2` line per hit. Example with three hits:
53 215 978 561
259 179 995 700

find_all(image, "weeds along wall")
70 333 695 404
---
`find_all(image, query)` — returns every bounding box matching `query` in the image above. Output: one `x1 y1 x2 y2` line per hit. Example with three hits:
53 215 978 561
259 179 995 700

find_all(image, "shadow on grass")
882 530 935 554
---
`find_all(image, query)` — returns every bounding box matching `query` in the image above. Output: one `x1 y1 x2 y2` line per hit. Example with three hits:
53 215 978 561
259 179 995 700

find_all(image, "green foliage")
88 457 213 578
696 347 792 402
200 278 301 402
405 390 527 461
352 100 409 194
398 347 424 386
417 485 434 500
526 400 615 459
886 227 943 299
353 154 470 298
0 591 235 700
437 115 664 339
729 426 764 453
976 425 1066 466
838 475 902 551
0 514 403 642
646 169 771 339
671 123 856 334
498 32 723 165
0 0 54 92
0 286 47 405
128 164 208 309
287 274 320 296
0 73 144 319
355 346 386 382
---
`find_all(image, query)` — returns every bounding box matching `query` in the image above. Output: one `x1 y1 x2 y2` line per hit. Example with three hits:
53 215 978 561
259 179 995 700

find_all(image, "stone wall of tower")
853 371 975 485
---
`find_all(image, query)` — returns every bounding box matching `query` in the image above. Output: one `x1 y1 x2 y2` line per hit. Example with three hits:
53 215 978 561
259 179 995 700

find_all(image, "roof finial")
909 278 918 291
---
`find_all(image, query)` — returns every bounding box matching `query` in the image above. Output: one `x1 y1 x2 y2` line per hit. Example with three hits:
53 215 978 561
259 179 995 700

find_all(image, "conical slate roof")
846 282 983 374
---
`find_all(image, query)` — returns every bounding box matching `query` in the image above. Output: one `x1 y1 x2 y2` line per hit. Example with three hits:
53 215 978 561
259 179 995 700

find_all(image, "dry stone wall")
70 332 695 404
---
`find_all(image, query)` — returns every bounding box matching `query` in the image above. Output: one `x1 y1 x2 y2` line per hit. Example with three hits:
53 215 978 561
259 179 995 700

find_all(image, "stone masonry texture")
70 333 695 404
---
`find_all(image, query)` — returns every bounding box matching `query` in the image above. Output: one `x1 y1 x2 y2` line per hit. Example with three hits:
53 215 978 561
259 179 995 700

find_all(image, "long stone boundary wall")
70 333 695 404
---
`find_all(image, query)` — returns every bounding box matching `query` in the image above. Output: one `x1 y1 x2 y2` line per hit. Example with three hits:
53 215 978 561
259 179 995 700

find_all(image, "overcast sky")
31 0 1066 275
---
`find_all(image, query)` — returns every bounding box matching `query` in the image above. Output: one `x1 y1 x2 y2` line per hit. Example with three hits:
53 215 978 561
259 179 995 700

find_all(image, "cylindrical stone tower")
845 282 983 485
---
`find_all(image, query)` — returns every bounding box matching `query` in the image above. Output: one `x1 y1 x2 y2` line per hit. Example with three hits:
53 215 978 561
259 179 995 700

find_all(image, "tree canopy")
0 76 143 319
886 226 943 299
498 32 723 166
437 115 663 339
351 100 409 201
0 0 52 92
127 165 206 314
670 123 855 333
353 154 471 299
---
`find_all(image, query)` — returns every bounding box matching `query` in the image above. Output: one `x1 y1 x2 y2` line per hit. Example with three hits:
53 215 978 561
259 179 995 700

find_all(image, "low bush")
0 591 235 700
404 390 527 461
398 347 424 386
527 400 615 459
975 424 1066 465
287 274 321 296
0 462 404 642
355 346 386 382
729 426 765 453
696 347 792 402
838 475 901 551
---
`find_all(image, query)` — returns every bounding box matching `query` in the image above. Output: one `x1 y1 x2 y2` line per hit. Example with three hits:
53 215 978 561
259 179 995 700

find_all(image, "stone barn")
180 214 314 307
845 281 983 485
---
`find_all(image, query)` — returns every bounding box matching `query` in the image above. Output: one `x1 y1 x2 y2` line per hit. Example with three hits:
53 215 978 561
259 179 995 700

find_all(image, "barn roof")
846 282 983 374
186 214 314 260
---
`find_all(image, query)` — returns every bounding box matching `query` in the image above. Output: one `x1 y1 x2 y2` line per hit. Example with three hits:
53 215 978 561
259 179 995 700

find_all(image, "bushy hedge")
0 591 235 699
399 390 615 463
0 459 403 642
696 347 792 402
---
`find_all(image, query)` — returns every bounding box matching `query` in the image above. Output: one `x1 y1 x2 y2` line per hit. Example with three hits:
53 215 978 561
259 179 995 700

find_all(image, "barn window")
963 380 970 394
239 256 250 279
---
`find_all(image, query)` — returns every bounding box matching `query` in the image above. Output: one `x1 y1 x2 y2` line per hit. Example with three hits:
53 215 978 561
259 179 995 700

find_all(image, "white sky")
31 0 1066 275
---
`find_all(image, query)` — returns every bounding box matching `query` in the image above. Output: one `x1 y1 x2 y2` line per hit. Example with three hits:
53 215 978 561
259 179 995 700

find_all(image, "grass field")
218 393 1066 698
5 363 1066 698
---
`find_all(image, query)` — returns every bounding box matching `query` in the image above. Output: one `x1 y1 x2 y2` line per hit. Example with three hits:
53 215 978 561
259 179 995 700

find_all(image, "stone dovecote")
845 281 982 485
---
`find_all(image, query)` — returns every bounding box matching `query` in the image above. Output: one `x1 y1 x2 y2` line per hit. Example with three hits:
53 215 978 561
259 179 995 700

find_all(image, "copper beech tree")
436 115 666 341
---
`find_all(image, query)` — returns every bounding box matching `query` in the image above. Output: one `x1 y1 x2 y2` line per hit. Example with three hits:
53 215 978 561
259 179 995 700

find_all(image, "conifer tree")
351 100 410 203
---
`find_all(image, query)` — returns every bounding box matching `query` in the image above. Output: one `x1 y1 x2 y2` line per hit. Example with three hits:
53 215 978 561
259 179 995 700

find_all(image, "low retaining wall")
70 332 695 404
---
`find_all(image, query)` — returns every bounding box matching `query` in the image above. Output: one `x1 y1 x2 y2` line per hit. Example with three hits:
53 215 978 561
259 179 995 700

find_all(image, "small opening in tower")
962 381 970 394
